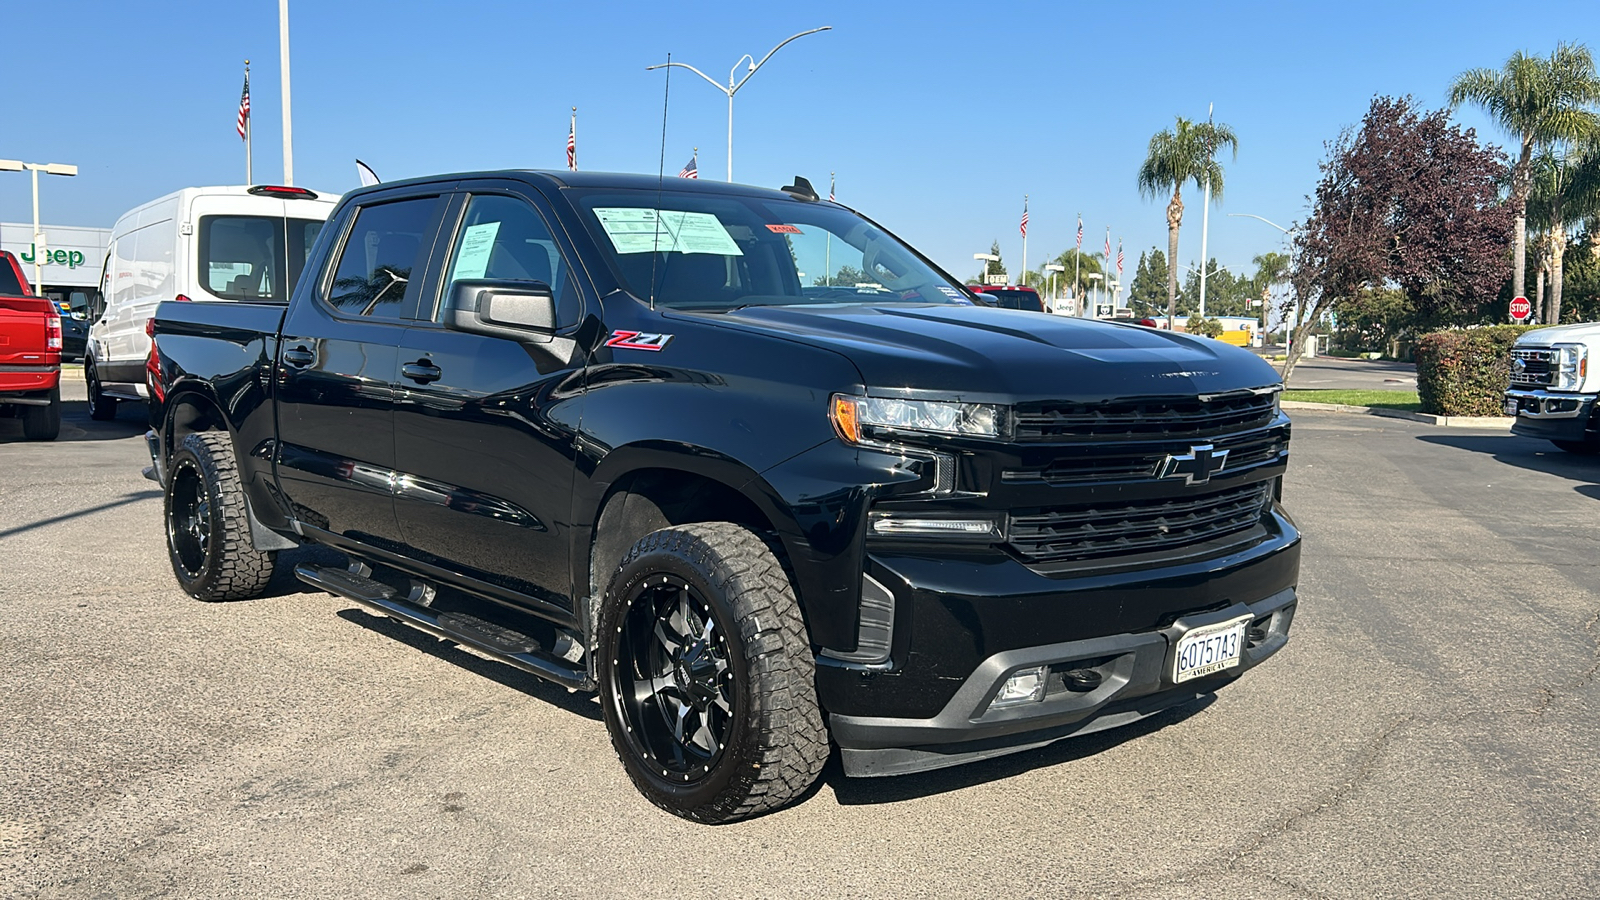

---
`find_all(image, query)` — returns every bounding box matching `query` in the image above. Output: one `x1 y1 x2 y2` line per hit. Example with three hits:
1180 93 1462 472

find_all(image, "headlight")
830 394 1000 444
1552 343 1589 391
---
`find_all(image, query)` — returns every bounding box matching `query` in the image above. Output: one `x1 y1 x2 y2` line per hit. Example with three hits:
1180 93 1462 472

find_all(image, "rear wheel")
21 387 61 441
164 431 276 601
1551 439 1600 455
597 523 828 823
86 359 118 421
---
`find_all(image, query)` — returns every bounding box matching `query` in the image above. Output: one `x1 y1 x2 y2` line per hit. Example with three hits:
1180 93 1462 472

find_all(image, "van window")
199 216 326 302
324 197 440 319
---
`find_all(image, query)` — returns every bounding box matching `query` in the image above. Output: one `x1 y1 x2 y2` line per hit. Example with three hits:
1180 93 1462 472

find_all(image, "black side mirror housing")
971 292 999 307
445 279 558 342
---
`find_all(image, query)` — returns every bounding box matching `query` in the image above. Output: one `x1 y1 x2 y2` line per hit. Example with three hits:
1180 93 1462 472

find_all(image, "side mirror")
445 279 557 342
971 292 999 307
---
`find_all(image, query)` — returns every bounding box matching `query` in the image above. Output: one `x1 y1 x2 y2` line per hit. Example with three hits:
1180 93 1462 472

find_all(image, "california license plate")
1172 615 1251 684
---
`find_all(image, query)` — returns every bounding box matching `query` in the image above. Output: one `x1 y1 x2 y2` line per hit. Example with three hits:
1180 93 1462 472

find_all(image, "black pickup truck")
146 170 1300 823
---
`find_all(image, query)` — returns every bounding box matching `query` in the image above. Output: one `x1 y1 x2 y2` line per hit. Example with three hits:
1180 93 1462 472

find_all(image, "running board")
294 563 593 691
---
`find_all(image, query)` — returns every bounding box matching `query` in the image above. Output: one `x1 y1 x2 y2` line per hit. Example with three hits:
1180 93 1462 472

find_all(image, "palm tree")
1136 116 1239 329
1250 251 1292 335
1449 42 1600 306
1528 143 1600 322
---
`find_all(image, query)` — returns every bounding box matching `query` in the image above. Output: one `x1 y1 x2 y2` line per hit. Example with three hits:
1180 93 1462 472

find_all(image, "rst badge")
605 330 674 352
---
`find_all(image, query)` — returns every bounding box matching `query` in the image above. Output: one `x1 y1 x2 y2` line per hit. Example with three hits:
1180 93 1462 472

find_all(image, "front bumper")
1505 389 1598 443
829 587 1295 776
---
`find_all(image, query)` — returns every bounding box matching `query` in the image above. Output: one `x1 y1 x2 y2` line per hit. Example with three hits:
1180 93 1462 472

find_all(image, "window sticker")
765 223 802 234
451 221 501 280
593 207 744 256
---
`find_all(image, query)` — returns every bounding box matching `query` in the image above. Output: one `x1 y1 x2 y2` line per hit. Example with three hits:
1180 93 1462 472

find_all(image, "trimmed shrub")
1186 316 1225 338
1414 325 1546 416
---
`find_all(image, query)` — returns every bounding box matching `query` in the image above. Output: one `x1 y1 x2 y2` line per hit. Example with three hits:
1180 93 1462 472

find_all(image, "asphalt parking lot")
2 389 1597 898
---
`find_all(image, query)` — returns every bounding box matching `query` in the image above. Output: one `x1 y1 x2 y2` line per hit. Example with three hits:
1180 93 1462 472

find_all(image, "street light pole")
1198 102 1214 319
279 0 294 185
973 252 1000 285
1228 212 1298 341
646 27 831 183
1045 263 1065 312
1 160 78 294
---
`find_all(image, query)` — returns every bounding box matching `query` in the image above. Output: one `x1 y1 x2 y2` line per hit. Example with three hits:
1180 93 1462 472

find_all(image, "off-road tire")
21 386 61 441
597 522 829 824
164 431 276 601
86 359 118 421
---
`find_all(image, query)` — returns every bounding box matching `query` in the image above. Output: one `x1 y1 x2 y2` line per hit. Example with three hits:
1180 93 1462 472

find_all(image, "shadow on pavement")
1417 433 1599 494
334 607 604 721
0 489 163 540
823 696 1214 807
0 399 148 444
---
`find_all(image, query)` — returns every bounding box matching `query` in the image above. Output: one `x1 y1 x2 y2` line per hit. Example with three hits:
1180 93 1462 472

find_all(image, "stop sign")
1510 296 1532 320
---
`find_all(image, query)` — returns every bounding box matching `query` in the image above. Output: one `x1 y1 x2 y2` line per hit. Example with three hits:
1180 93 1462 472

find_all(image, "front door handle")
282 346 315 368
402 360 442 384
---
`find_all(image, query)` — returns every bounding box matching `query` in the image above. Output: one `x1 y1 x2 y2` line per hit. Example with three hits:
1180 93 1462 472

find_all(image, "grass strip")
1281 389 1421 412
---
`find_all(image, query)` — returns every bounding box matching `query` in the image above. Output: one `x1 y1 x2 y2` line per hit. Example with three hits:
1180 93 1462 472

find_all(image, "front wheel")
86 359 118 421
164 431 276 601
597 523 828 824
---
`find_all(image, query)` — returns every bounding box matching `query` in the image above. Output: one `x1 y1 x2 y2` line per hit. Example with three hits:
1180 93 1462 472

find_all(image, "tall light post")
279 0 294 185
1229 212 1297 342
1107 278 1120 311
973 252 1000 285
646 26 831 183
1044 263 1065 312
0 159 78 293
1198 102 1215 319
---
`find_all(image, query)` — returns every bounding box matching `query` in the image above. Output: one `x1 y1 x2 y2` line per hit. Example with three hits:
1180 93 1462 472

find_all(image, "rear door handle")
402 361 442 384
282 346 315 368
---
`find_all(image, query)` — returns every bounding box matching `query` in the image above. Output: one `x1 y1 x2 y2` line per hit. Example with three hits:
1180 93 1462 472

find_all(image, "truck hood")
1515 322 1600 347
688 304 1281 402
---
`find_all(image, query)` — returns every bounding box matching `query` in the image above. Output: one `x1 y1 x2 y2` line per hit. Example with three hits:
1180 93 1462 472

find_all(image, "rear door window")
323 196 442 320
199 215 327 302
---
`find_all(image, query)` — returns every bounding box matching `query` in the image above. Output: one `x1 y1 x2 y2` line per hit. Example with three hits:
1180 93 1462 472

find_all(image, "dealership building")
1 221 111 307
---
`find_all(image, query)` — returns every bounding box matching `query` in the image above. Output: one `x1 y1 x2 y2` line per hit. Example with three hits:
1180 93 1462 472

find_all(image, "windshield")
571 190 972 311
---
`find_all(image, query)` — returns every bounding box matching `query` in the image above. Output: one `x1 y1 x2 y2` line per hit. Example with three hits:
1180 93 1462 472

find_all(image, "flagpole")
1073 214 1081 317
1020 195 1028 286
571 107 577 170
243 60 252 185
279 0 293 185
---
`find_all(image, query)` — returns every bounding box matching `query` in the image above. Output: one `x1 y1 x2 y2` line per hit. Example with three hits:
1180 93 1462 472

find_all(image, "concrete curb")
1281 400 1513 430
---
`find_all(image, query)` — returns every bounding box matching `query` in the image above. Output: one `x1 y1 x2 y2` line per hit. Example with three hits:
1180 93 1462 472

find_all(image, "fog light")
991 666 1048 709
868 513 1002 538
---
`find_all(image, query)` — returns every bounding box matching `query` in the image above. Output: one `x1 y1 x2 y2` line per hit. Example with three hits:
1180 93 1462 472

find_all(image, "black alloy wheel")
613 574 736 779
597 523 828 824
162 431 276 601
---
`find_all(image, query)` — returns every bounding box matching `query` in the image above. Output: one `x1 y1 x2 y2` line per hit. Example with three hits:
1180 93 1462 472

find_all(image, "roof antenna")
781 175 818 202
648 52 672 311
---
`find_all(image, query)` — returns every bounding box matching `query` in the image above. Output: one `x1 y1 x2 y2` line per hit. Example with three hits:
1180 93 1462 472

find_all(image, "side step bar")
295 563 593 691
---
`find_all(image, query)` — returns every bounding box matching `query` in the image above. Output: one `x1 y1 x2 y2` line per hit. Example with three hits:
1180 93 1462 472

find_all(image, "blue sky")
2 0 1597 284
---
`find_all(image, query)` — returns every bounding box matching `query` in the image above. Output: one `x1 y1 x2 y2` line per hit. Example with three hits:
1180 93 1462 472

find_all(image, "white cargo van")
86 185 338 419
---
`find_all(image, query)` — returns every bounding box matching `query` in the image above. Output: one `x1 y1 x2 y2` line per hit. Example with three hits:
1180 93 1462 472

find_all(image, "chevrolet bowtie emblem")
1157 444 1230 485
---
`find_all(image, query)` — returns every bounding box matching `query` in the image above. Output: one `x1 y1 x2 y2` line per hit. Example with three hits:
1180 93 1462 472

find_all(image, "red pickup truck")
0 249 62 440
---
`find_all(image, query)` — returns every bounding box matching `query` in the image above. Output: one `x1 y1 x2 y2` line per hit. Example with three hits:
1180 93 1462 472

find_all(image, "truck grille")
1004 430 1288 486
1509 349 1554 387
1007 481 1273 565
1013 392 1276 441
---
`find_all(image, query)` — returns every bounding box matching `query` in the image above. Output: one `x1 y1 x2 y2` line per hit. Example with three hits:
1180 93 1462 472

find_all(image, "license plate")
1504 398 1519 416
1172 615 1251 684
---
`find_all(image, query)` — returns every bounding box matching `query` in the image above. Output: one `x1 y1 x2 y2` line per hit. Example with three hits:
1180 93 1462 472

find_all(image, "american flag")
1104 231 1111 264
236 73 250 141
1076 215 1083 250
829 172 835 202
1116 240 1124 277
1019 199 1029 238
678 154 697 179
566 116 576 171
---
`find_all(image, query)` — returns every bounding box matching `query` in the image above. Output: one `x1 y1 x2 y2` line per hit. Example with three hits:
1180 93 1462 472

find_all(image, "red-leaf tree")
1283 96 1513 379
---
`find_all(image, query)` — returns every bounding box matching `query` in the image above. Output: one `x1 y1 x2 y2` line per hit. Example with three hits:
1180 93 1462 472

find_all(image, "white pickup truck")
1505 323 1600 453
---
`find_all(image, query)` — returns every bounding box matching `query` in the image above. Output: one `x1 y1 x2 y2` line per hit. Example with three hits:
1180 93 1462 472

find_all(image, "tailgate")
0 296 54 365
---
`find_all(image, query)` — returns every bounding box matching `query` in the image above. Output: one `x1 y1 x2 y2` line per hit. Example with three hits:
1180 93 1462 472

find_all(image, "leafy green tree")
1561 229 1600 322
1136 115 1239 328
1127 249 1167 317
1449 42 1600 305
1527 143 1600 322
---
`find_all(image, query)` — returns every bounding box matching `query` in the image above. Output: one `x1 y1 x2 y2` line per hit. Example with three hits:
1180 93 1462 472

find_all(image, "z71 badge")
605 330 675 352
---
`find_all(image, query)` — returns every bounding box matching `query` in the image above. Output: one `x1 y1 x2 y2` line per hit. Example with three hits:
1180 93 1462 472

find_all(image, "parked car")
43 291 91 360
0 250 63 440
966 283 1046 312
1505 323 1600 453
146 170 1299 823
86 184 338 420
